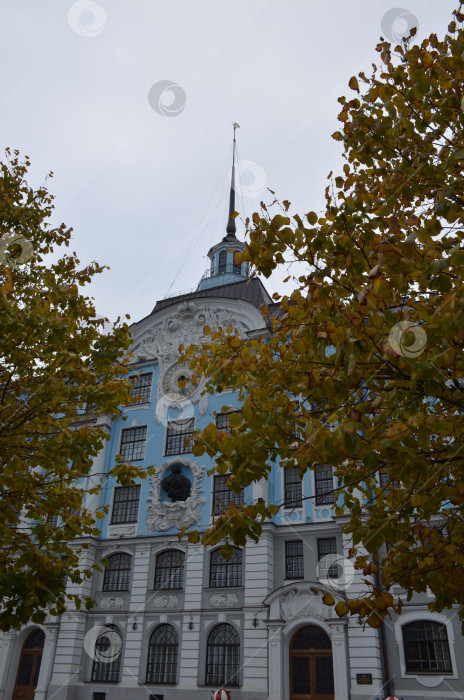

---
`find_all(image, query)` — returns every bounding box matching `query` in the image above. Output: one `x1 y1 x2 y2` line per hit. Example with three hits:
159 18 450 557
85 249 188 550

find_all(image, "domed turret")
197 124 249 291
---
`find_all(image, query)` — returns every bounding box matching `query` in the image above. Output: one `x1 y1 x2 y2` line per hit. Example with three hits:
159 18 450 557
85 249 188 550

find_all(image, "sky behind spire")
0 1 457 322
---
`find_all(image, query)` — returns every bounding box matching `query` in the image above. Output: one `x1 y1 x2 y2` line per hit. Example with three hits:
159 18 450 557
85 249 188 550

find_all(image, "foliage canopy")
0 150 144 631
186 9 464 628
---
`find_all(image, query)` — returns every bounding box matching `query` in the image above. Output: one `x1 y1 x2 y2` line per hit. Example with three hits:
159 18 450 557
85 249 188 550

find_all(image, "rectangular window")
285 541 304 579
120 426 147 461
129 372 152 404
212 475 245 515
284 467 303 509
111 485 141 524
315 463 334 505
317 537 339 578
165 418 194 456
215 411 240 435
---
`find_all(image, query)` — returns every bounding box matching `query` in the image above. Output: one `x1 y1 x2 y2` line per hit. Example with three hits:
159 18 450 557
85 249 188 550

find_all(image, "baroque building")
1 139 464 700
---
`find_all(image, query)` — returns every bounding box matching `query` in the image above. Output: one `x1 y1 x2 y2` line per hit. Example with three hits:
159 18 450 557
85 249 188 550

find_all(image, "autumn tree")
186 9 464 628
0 150 143 631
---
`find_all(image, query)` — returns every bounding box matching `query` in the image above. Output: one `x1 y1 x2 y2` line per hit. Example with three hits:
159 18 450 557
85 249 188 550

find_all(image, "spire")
225 122 240 239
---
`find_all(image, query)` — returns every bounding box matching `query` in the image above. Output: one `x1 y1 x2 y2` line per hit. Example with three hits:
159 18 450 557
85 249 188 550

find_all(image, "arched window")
102 553 132 592
91 624 123 682
210 547 242 588
13 629 45 697
402 620 452 673
232 253 241 275
218 250 227 274
154 550 185 590
206 624 240 687
146 624 179 684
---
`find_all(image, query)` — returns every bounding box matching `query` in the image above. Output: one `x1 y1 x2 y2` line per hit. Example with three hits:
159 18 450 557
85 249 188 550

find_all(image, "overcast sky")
1 1 458 325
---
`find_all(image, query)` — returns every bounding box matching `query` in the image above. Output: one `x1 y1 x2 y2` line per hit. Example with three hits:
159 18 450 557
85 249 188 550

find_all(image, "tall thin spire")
225 122 240 238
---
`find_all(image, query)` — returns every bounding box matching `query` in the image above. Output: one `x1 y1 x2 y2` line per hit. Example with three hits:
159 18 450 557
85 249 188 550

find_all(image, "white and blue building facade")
1 177 463 700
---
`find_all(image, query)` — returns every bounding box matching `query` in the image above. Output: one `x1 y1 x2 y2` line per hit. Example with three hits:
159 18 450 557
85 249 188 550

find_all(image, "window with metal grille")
285 540 304 579
111 485 141 524
215 411 240 435
154 550 184 590
403 621 452 673
146 624 178 684
317 538 339 579
212 475 244 515
165 418 194 456
284 467 303 509
210 547 242 588
129 372 152 404
379 468 400 494
218 250 227 274
47 513 59 526
206 624 240 687
119 426 147 461
102 553 132 592
91 625 122 682
315 463 334 505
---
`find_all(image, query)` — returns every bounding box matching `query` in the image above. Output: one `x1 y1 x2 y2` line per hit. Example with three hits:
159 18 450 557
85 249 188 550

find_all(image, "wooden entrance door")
290 626 334 700
12 629 45 700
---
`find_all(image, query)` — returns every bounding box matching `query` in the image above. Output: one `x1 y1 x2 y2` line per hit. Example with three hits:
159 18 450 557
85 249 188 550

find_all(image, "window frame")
283 466 303 509
102 552 132 592
146 624 179 685
164 418 194 457
394 613 457 681
209 547 243 588
403 620 453 675
154 549 185 590
91 624 123 683
212 474 245 516
205 623 240 687
111 485 141 524
128 372 153 405
285 540 304 580
218 250 227 274
119 426 147 462
314 463 334 506
317 537 339 579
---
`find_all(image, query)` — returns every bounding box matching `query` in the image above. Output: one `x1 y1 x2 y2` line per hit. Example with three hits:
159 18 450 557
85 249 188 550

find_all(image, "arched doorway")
289 625 334 700
12 629 45 700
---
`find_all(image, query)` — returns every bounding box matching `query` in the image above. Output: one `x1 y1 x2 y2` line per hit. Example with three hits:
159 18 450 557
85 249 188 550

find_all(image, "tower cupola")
197 124 249 291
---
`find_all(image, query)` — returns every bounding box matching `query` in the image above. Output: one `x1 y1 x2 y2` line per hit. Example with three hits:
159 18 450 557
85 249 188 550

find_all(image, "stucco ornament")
131 301 249 420
279 584 335 621
99 596 125 609
151 594 180 608
146 458 206 531
209 593 239 608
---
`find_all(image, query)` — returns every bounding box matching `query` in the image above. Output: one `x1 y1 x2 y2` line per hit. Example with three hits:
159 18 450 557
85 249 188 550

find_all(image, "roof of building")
151 277 273 315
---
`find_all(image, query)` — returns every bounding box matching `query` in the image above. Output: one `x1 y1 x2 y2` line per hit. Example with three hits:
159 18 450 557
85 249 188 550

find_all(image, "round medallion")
161 362 197 400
